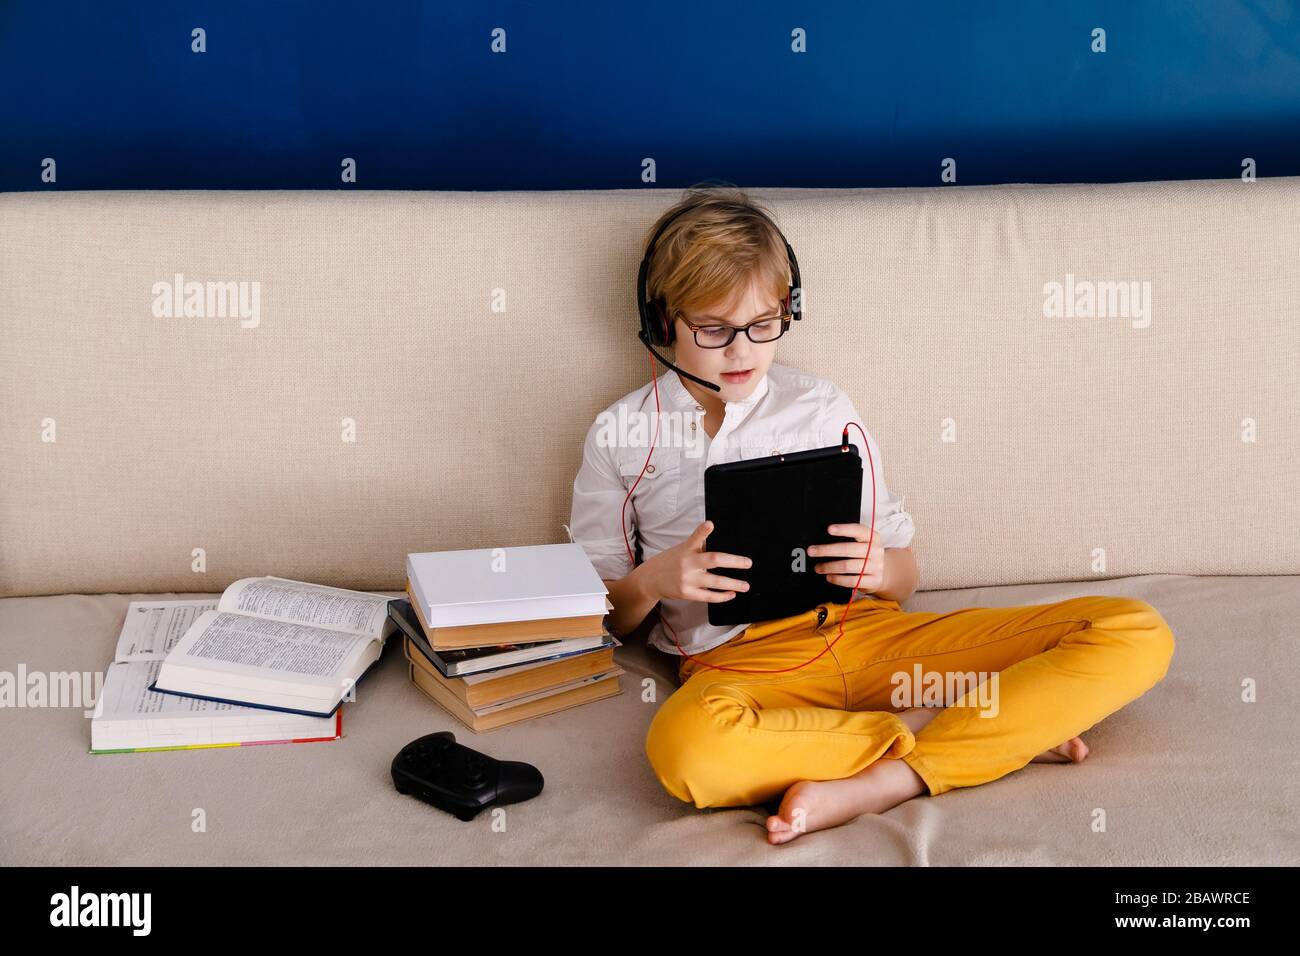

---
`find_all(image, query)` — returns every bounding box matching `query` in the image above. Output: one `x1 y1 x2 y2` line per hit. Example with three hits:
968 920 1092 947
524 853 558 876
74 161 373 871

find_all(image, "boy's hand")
641 520 752 604
808 523 884 595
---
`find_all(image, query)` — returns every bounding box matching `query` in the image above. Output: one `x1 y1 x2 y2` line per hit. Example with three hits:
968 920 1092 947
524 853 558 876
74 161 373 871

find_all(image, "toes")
1030 750 1070 764
778 784 811 819
772 783 816 839
767 823 800 845
1058 737 1088 762
1032 737 1089 764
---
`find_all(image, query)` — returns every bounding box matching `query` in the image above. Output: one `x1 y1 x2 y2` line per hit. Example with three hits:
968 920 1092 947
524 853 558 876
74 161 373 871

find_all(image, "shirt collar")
662 367 771 411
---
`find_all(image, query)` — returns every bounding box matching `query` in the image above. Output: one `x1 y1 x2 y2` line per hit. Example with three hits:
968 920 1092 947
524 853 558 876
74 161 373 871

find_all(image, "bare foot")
764 757 924 845
762 709 1090 845
1030 736 1090 764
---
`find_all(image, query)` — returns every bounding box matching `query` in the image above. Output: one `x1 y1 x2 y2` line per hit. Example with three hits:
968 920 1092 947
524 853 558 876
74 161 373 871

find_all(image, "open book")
151 577 396 717
92 600 342 753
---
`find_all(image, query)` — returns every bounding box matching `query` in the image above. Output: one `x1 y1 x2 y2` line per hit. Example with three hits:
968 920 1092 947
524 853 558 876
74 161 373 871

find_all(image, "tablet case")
705 443 864 626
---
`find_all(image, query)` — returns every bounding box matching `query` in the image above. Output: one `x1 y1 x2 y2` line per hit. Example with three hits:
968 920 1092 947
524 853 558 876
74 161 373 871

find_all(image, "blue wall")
2 1 1298 191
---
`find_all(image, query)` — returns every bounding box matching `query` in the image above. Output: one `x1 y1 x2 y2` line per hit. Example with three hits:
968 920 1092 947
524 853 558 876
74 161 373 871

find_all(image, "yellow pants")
645 594 1175 808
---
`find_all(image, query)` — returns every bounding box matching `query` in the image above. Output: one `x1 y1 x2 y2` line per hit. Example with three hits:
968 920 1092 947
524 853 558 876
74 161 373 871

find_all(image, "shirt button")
695 405 703 411
646 464 656 473
690 422 697 431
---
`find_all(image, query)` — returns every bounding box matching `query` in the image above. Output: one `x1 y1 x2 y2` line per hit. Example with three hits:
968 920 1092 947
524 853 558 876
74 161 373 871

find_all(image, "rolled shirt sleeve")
821 386 916 550
567 416 637 582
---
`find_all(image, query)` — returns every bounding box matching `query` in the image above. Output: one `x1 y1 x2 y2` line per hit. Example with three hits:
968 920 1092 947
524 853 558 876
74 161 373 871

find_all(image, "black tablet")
704 443 864 626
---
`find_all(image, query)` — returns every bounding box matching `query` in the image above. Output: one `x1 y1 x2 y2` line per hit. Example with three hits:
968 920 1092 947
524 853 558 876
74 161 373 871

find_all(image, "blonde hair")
642 183 791 332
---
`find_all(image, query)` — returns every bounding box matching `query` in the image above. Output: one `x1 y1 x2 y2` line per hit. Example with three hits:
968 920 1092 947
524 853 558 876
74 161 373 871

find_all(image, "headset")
626 196 879 675
636 198 804 392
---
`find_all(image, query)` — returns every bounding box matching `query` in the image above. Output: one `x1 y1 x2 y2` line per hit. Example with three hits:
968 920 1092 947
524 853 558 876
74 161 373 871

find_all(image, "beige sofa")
2 181 1296 865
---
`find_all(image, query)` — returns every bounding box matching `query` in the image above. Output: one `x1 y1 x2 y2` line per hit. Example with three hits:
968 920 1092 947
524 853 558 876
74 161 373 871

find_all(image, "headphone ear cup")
652 302 673 346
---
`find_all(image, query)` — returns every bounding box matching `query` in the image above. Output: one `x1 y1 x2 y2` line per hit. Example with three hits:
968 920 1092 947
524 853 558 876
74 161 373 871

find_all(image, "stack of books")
396 543 623 732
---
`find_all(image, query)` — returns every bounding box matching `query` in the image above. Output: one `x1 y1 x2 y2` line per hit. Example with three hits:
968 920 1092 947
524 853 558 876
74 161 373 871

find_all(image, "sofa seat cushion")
1 574 1292 865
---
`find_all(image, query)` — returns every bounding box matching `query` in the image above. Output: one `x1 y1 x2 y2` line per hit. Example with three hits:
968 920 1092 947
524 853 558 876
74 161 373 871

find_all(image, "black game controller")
391 731 544 821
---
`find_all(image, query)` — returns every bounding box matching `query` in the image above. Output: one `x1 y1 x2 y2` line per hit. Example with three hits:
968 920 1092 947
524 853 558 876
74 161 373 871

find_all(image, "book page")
218 577 392 638
99 659 256 718
171 610 372 682
92 659 339 753
114 600 220 661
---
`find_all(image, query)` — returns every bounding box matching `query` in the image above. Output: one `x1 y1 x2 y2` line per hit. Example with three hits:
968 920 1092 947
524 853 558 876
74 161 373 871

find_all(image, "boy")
568 185 1175 846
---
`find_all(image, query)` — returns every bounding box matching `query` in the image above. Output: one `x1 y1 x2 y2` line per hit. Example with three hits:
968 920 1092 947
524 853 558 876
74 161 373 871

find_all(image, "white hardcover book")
406 543 610 629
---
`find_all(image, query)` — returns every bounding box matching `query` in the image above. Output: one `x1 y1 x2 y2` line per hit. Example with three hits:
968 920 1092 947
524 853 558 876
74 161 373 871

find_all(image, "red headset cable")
619 349 878 675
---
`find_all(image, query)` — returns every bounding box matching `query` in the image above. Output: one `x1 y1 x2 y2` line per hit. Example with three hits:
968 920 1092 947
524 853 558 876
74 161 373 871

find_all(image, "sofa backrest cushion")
2 181 1296 597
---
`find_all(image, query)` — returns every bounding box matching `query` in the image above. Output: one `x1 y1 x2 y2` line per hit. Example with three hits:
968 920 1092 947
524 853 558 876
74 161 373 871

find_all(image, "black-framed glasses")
677 311 793 349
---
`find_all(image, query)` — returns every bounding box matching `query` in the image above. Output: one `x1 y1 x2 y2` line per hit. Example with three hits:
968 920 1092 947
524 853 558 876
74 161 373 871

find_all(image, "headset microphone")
636 329 721 392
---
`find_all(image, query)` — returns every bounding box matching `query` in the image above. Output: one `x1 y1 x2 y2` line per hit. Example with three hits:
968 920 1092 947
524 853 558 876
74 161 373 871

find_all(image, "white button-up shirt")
566 361 915 657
